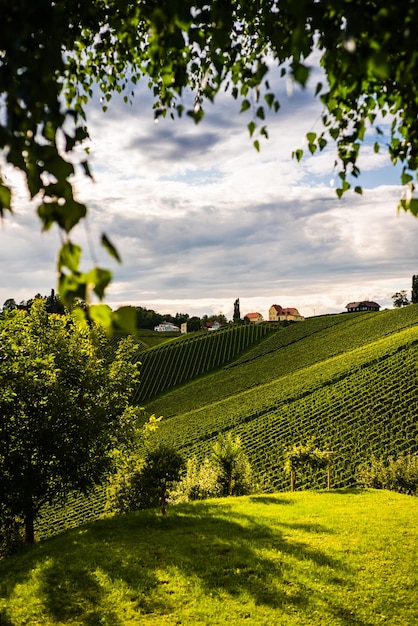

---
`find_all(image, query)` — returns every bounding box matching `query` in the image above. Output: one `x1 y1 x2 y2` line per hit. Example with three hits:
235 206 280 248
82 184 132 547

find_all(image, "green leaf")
58 242 82 273
264 93 275 109
354 186 363 195
0 183 12 215
406 198 418 216
85 267 113 300
247 121 256 137
240 99 251 113
292 149 303 162
112 306 137 334
401 172 413 185
253 140 260 152
101 234 122 263
88 304 113 329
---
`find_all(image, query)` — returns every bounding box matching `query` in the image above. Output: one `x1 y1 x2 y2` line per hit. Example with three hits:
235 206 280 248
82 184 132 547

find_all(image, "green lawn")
1 490 417 625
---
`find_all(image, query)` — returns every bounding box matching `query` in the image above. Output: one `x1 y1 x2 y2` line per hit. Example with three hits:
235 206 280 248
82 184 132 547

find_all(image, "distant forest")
1 291 229 331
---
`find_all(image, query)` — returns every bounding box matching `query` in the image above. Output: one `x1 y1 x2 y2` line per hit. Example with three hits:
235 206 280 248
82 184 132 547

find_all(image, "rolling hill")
35 306 418 538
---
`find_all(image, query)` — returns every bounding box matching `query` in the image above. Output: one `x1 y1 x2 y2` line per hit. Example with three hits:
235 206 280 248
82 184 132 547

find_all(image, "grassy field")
1 490 417 625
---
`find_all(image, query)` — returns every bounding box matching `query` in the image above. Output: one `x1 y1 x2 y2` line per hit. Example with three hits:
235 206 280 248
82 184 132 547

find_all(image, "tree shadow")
0 502 369 625
249 495 294 505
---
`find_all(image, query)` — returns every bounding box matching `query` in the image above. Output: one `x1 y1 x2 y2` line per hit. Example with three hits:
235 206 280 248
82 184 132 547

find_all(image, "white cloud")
1 72 417 320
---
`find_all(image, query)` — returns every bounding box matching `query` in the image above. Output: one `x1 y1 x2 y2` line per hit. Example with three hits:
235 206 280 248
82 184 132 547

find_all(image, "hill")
143 306 418 491
2 491 417 625
34 306 418 538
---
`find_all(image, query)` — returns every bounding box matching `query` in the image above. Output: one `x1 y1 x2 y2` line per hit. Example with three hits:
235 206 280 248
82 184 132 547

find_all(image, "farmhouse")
206 321 222 331
244 312 264 324
269 304 304 322
346 301 381 313
154 321 180 332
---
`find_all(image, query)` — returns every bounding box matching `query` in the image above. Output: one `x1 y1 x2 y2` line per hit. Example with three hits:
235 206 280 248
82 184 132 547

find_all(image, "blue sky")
1 63 417 320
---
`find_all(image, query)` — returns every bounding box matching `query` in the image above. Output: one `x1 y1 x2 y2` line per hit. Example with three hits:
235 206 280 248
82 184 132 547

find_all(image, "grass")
1 490 417 625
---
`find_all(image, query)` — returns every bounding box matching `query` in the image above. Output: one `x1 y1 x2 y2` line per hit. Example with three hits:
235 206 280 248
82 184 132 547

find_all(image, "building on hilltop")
244 312 264 324
269 304 304 322
345 301 380 313
154 321 180 332
205 320 222 331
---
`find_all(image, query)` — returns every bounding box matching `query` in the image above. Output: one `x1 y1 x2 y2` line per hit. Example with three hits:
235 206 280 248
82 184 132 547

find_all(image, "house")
346 301 380 313
244 312 264 324
205 321 222 331
269 304 304 322
154 321 180 332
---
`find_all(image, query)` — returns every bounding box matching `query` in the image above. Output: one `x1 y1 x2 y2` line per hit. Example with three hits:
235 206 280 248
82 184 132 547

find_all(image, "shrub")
357 454 418 495
172 457 222 503
211 433 254 496
107 444 185 515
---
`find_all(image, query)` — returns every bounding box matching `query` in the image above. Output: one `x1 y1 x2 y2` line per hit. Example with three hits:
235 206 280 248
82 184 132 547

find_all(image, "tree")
284 439 329 491
187 316 202 332
107 444 185 515
0 300 140 543
2 299 16 313
233 299 241 324
211 433 253 496
412 276 418 305
392 290 410 308
1 1 418 315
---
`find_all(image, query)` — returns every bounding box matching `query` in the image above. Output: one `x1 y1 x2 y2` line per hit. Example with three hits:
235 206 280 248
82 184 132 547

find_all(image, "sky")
1 61 417 321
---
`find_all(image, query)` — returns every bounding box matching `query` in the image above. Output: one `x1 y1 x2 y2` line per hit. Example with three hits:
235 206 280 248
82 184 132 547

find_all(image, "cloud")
1 69 417 320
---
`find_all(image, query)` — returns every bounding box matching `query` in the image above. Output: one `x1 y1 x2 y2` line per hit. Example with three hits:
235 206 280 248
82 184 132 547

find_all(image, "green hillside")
3 491 418 626
35 306 418 539
144 306 418 492
147 306 418 417
131 323 279 403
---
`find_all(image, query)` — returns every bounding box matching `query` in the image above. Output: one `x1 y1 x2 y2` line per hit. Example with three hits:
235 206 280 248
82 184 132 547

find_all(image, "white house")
154 321 180 332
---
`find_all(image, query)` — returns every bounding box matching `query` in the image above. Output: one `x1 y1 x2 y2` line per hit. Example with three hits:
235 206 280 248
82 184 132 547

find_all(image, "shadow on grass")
249 495 294 505
0 501 367 625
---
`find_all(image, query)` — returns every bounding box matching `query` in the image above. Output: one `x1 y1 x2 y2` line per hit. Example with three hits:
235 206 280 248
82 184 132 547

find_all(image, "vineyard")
35 306 418 539
130 323 278 403
146 324 418 492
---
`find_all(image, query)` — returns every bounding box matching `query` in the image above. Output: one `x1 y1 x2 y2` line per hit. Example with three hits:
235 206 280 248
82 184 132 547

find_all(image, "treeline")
1 293 229 331
2 290 64 315
133 306 228 331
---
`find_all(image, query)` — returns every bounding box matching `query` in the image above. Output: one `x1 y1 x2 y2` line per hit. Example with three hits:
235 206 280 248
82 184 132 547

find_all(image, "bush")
357 454 418 495
107 444 185 515
172 457 223 503
174 434 254 502
211 433 254 496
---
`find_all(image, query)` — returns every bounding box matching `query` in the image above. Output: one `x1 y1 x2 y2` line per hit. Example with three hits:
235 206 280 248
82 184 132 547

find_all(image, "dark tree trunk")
24 513 35 544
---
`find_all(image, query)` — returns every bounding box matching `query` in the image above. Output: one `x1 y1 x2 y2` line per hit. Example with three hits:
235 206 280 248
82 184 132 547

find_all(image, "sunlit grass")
1 490 417 625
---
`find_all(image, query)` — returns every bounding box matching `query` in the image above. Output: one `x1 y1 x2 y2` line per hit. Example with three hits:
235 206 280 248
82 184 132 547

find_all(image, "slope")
146 306 418 417
145 307 418 491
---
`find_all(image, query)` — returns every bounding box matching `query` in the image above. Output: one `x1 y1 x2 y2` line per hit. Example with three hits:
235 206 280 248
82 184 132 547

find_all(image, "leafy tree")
0 300 140 543
187 316 202 332
412 276 418 305
233 299 241 325
284 439 329 491
2 299 16 313
211 433 253 496
357 454 418 495
108 444 185 515
392 290 410 308
1 1 418 314
172 457 222 503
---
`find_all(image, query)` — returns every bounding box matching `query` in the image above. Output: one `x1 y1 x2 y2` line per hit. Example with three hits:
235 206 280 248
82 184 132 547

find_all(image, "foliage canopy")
1 1 417 316
0 300 140 543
